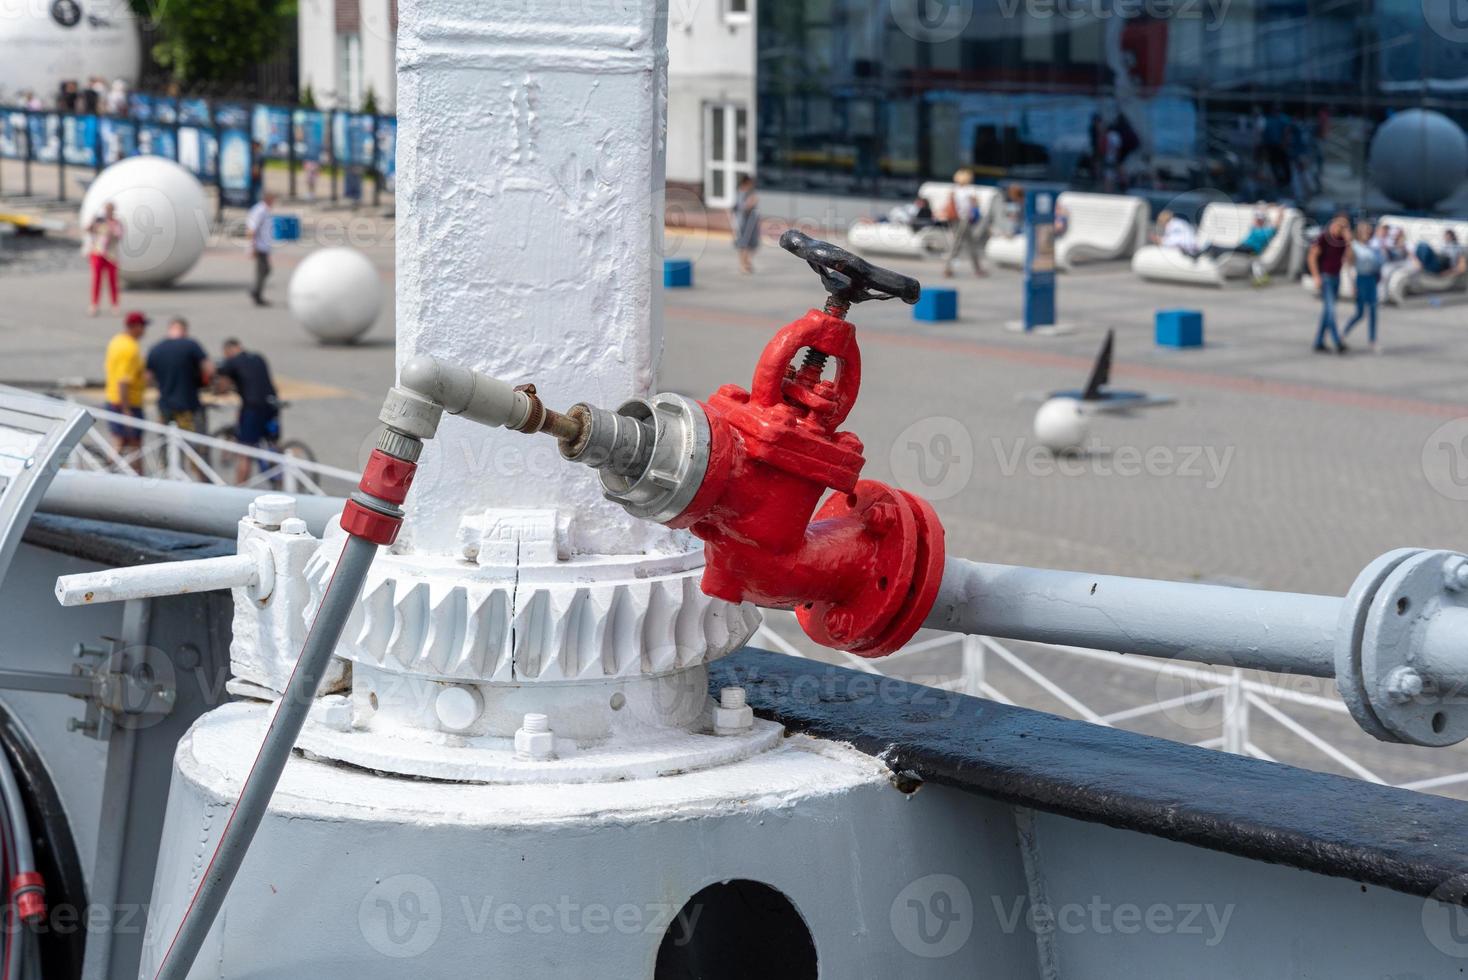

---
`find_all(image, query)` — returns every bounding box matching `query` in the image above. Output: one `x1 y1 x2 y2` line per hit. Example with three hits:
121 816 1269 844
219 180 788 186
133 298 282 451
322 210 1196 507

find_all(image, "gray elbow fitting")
396 356 533 431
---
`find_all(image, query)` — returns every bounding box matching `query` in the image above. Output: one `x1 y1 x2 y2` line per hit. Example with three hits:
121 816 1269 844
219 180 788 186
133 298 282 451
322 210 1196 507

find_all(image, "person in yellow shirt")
104 311 150 469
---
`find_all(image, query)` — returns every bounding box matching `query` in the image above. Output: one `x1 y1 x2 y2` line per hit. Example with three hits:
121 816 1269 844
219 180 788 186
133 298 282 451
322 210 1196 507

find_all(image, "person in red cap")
104 311 150 470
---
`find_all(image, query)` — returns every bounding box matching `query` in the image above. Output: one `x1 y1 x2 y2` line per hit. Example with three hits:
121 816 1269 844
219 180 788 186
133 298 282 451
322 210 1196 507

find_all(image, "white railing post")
1223 669 1247 755
165 423 182 480
960 634 986 697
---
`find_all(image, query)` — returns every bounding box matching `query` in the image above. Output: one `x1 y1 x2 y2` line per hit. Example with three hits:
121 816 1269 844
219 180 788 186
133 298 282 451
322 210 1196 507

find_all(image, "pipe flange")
600 393 710 524
1335 548 1421 742
1359 549 1468 747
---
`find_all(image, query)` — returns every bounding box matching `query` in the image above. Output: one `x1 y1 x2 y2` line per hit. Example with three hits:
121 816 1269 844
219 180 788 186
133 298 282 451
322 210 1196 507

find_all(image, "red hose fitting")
672 308 945 657
12 871 44 924
341 449 418 546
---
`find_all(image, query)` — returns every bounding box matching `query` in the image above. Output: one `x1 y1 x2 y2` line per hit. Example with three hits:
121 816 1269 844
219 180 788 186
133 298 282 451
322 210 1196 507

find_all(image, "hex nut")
713 687 754 735
514 713 556 761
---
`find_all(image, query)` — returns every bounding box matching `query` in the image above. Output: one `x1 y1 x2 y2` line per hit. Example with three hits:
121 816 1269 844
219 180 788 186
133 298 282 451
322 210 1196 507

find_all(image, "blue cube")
1155 308 1203 348
273 214 301 242
664 259 693 288
913 287 958 322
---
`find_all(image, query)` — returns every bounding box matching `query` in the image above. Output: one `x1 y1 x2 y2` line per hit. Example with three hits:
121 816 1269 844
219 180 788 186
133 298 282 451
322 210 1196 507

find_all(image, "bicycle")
210 400 317 488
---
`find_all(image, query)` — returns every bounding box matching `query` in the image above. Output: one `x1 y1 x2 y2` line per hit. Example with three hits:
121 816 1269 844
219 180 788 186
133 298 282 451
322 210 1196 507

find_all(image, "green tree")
132 0 296 87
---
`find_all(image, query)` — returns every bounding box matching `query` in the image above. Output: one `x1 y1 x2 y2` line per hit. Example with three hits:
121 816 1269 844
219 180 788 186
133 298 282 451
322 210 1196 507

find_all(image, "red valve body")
341 449 417 546
668 308 944 657
12 871 44 924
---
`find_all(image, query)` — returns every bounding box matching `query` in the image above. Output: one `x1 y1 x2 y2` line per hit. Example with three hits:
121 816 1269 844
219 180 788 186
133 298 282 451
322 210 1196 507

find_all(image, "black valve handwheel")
780 229 922 307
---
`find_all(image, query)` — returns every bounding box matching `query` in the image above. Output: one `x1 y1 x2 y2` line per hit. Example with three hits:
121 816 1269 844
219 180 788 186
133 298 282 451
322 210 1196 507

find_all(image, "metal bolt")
434 685 483 733
1384 666 1425 704
66 718 96 735
1445 556 1468 593
279 517 309 535
251 493 296 529
514 713 556 761
714 687 754 736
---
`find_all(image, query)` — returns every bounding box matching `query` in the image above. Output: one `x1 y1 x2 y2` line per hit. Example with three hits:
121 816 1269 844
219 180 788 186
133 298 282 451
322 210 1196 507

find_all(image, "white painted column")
395 0 674 558
359 0 396 112
296 0 338 108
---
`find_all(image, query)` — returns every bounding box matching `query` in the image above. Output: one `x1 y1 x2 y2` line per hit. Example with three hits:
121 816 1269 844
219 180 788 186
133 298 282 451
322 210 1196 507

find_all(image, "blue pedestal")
664 259 693 288
272 215 301 242
1155 309 1204 348
913 287 958 322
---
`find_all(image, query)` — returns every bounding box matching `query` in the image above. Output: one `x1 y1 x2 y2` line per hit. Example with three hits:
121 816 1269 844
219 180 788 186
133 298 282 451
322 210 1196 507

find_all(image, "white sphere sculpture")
79 157 209 286
288 248 383 344
0 0 139 104
1033 397 1089 454
1369 110 1468 210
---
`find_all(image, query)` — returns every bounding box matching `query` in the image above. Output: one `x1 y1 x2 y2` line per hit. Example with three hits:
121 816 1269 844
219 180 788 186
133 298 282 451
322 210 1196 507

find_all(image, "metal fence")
66 402 356 496
0 95 396 207
753 616 1468 797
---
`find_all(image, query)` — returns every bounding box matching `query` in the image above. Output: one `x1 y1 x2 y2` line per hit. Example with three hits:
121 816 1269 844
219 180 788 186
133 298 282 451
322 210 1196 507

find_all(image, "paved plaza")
4 197 1468 794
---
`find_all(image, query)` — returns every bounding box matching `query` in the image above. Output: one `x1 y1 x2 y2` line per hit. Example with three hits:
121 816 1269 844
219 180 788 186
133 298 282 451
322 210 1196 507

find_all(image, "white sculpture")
1034 396 1089 454
79 157 209 286
287 247 383 344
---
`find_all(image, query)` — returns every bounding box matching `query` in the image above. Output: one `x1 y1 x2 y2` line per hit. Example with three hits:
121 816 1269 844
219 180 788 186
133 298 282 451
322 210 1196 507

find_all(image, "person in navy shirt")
145 317 213 431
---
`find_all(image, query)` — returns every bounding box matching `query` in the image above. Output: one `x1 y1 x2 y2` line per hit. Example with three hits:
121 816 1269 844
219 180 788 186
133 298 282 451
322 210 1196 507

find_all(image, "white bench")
1299 216 1468 305
1131 204 1303 288
984 192 1149 271
846 182 1000 259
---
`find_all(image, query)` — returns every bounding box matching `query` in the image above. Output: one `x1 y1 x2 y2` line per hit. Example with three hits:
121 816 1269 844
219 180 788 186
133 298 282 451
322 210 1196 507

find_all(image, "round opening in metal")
654 879 816 980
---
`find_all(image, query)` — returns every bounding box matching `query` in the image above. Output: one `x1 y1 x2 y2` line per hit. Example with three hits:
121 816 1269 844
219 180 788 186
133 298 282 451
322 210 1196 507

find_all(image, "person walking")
146 317 213 433
1308 212 1353 355
84 202 124 316
245 192 276 306
731 176 760 275
1342 220 1384 353
943 169 987 278
215 338 280 485
103 312 149 471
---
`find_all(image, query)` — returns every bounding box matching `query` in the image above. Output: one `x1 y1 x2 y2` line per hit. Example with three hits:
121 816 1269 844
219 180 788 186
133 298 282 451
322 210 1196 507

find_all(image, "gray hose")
0 747 33 980
153 532 380 980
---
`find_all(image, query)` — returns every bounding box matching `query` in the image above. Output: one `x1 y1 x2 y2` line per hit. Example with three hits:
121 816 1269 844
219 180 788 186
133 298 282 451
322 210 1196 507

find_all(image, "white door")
704 103 751 209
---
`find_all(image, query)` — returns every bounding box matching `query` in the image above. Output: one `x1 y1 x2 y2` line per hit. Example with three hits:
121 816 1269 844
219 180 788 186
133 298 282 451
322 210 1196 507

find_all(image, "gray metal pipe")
399 355 532 430
38 471 345 539
152 532 379 980
924 557 1341 676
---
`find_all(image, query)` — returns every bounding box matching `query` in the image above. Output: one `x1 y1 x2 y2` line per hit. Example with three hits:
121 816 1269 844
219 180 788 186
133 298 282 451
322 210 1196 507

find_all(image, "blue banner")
99 118 136 165
138 124 177 160
178 126 217 179
375 116 396 182
1022 189 1058 331
179 98 211 126
218 128 253 207
252 105 292 159
63 115 98 166
293 109 327 164
28 114 58 163
2 112 29 160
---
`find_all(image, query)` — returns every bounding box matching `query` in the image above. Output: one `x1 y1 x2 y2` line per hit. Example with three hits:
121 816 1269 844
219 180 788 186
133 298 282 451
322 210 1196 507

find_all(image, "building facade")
667 0 757 208
297 0 396 111
757 1 1468 217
